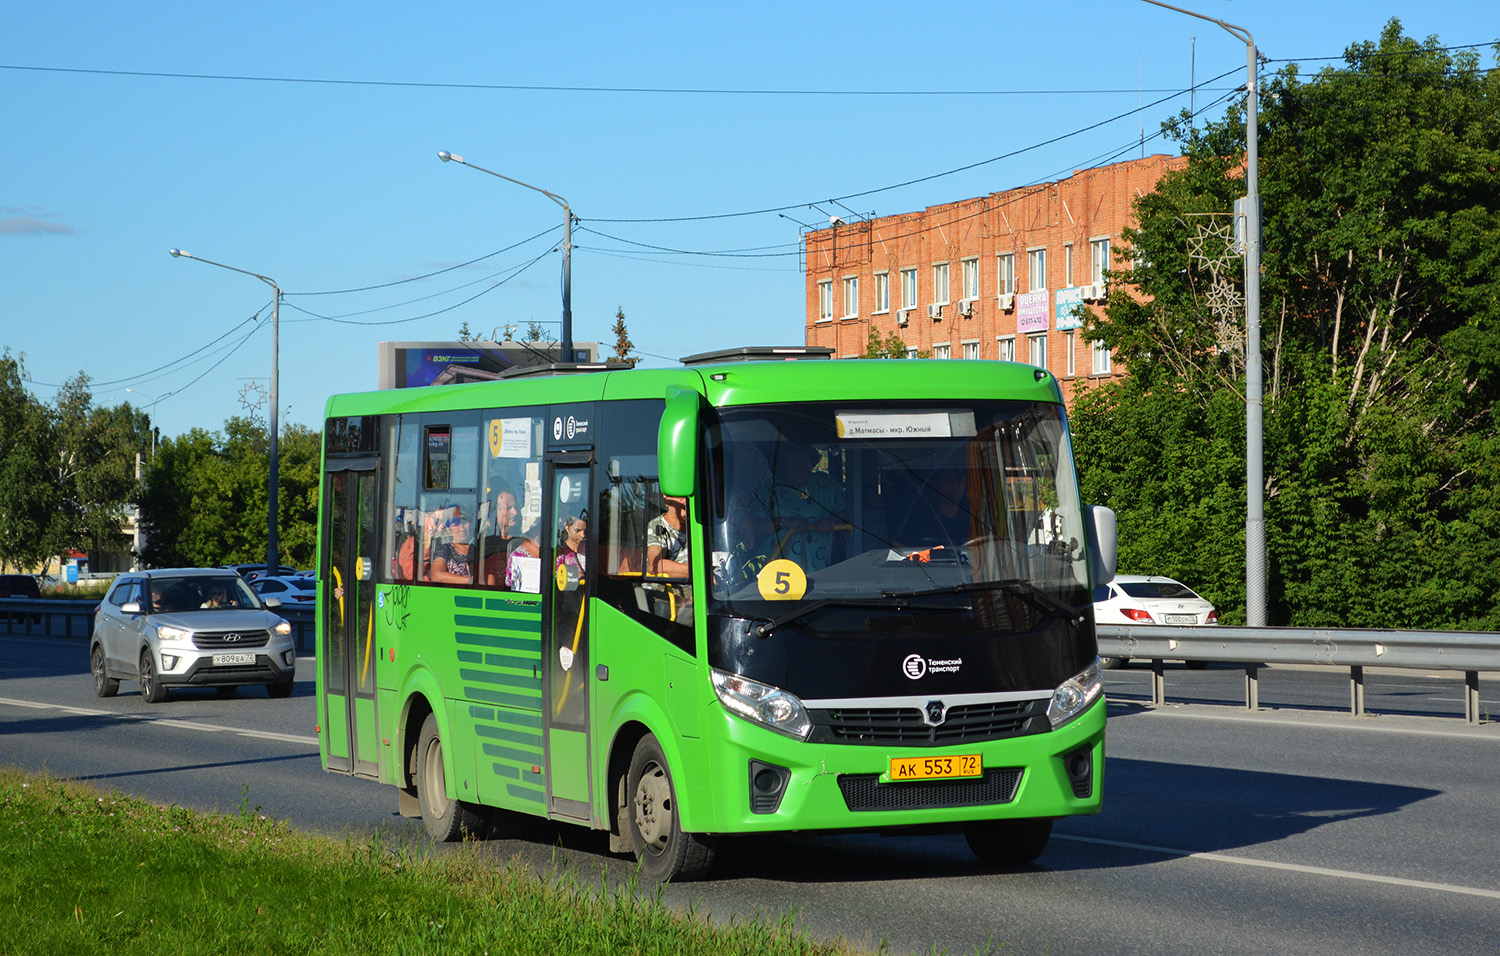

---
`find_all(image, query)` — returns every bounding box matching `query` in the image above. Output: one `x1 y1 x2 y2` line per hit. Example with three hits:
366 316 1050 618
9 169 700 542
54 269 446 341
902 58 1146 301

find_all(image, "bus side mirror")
1084 505 1117 586
658 386 701 497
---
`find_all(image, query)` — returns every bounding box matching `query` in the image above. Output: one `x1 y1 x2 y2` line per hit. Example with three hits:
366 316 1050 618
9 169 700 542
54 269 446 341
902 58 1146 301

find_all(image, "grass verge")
0 767 879 956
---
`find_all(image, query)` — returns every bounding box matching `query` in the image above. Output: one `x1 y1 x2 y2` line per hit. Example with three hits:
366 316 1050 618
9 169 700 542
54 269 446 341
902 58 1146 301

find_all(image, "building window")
933 262 950 305
934 342 951 360
1064 243 1075 288
962 258 979 300
1092 340 1112 375
997 336 1016 363
1028 248 1047 291
962 340 980 360
1064 330 1076 377
874 272 890 313
996 253 1015 296
1028 333 1047 369
905 347 919 359
818 280 833 321
843 276 859 319
1091 238 1111 286
901 268 918 309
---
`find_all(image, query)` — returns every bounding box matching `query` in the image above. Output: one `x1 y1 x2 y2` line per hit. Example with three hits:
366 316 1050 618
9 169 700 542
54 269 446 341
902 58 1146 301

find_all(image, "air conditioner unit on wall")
960 298 976 317
1083 283 1106 302
897 309 910 327
928 303 943 320
998 293 1015 310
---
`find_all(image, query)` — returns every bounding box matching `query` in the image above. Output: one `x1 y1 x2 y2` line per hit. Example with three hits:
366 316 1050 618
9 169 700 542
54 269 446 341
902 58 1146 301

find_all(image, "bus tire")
963 817 1053 866
91 645 118 698
626 734 716 881
140 650 168 703
415 713 487 842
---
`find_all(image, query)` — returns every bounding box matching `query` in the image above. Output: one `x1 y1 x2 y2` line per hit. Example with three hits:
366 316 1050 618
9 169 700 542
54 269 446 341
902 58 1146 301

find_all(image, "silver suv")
90 568 297 703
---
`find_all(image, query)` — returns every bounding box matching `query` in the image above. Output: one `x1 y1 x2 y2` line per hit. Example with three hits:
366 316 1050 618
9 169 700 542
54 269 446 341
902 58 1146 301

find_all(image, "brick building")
803 154 1186 401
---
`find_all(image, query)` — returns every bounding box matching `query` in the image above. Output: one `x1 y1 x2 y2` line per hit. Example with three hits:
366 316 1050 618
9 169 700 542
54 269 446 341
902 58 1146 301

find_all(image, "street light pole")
1138 0 1266 626
124 387 165 459
168 249 282 574
437 151 574 362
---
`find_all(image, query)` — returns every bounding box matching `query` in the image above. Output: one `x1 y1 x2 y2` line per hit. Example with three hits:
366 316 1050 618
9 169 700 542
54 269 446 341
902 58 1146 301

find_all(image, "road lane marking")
1108 704 1500 740
0 695 318 746
1054 834 1500 900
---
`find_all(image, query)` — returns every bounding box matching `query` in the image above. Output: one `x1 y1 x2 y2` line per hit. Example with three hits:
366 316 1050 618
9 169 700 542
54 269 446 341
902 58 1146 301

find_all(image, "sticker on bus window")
756 559 807 601
489 418 532 459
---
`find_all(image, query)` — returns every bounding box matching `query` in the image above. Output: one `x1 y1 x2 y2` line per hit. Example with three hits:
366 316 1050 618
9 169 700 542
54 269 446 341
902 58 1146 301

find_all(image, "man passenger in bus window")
766 444 847 571
429 512 476 585
900 468 972 552
481 488 539 589
646 495 692 622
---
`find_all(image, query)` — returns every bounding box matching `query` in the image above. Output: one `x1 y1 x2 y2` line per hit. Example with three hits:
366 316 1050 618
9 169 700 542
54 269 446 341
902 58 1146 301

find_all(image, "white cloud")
0 215 75 236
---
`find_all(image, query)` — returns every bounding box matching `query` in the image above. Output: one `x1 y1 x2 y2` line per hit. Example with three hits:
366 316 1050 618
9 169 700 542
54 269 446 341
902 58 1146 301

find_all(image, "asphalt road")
4 635 1498 956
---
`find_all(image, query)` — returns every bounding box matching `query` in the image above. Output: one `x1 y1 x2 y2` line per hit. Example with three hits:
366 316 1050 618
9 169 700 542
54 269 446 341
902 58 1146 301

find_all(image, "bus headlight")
1047 658 1103 729
711 668 812 740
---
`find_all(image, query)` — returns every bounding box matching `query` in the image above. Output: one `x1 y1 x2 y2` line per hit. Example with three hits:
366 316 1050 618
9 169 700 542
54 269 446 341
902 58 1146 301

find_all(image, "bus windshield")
705 399 1089 621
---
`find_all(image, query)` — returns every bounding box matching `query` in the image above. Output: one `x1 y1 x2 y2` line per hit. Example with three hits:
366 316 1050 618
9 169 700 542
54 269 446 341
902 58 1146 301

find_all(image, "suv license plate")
213 653 256 666
889 754 982 782
1165 614 1197 624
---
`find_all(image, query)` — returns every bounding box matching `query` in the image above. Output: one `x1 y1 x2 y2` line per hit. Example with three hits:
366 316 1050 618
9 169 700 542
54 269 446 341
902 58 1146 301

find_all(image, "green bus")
315 346 1117 880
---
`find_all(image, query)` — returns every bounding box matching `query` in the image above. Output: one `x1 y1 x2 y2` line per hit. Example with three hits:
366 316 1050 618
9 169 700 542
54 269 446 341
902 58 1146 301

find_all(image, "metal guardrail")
0 597 316 654
1097 623 1500 725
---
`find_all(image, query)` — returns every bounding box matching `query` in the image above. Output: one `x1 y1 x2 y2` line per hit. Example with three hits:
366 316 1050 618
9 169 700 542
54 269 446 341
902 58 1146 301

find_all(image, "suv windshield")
146 576 261 613
704 399 1090 625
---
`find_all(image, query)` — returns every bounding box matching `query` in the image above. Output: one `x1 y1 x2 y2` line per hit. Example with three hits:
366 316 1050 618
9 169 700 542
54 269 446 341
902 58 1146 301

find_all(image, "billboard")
377 340 600 389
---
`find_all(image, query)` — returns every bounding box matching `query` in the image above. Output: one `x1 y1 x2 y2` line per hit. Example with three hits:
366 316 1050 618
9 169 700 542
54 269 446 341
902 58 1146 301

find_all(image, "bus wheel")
626 735 716 881
415 713 487 842
140 651 168 704
91 646 118 698
963 818 1053 866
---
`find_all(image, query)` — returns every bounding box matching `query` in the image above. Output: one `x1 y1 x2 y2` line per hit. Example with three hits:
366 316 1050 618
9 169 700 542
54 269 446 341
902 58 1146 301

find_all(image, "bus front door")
321 464 380 778
544 458 593 821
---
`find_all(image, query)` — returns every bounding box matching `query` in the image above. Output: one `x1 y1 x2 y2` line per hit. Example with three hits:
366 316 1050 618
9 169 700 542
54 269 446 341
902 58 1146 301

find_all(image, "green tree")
1081 20 1500 628
0 351 60 572
610 306 640 365
51 373 152 565
860 327 929 359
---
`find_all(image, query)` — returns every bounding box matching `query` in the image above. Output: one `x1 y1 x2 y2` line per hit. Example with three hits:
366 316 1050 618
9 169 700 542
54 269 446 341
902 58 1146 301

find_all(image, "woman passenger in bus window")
429 512 476 585
556 514 588 575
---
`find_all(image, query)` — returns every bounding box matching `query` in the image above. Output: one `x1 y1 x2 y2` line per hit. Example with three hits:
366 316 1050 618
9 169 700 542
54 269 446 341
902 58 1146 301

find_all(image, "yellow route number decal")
756 559 807 601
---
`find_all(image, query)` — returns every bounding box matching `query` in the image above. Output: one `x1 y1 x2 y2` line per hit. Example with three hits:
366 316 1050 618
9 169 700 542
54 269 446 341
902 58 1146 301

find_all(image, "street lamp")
1139 0 1266 627
124 387 166 459
437 151 574 362
168 248 283 574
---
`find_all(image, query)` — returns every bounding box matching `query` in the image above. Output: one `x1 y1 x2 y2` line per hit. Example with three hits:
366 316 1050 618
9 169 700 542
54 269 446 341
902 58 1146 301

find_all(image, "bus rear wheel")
963 817 1053 866
626 735 716 881
415 713 488 842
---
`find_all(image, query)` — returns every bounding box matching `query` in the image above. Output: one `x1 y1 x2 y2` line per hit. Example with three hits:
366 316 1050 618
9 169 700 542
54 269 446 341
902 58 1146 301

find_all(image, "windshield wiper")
882 579 1085 625
751 596 963 638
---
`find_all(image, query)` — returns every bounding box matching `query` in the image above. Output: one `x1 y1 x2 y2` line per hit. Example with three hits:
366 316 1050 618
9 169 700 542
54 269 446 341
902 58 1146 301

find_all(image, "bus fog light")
1047 659 1103 728
711 668 812 740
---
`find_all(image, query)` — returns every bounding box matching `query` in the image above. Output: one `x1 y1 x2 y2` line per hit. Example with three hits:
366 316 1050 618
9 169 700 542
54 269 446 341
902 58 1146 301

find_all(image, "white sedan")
1093 574 1217 669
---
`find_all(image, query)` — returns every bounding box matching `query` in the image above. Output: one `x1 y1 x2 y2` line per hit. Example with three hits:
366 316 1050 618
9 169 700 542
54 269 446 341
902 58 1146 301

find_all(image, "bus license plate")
213 653 256 666
889 754 982 782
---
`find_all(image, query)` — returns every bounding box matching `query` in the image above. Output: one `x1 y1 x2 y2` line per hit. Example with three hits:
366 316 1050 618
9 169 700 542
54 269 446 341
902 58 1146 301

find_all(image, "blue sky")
3 1 1491 438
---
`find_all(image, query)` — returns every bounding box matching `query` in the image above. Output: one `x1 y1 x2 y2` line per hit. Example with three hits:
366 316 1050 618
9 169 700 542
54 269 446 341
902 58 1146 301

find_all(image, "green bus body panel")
355 697 378 765
323 693 350 761
321 357 1095 839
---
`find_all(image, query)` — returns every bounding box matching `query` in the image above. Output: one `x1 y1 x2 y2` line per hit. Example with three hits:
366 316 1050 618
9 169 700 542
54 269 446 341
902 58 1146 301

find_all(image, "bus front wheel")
626 735 716 881
963 817 1053 866
415 713 488 842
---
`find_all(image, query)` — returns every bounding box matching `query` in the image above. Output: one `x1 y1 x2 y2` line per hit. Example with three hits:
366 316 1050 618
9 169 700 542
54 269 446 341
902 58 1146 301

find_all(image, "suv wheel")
139 650 169 704
91 646 119 698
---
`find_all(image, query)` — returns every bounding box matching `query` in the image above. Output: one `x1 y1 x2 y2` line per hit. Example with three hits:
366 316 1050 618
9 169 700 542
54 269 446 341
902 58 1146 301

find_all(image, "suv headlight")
1047 658 1103 729
157 625 190 642
711 668 812 740
273 619 292 636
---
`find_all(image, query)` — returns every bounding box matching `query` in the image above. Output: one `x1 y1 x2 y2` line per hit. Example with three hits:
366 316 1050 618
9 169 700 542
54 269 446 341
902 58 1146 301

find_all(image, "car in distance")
249 575 317 605
90 568 296 702
1093 574 1218 669
0 573 43 622
223 563 299 581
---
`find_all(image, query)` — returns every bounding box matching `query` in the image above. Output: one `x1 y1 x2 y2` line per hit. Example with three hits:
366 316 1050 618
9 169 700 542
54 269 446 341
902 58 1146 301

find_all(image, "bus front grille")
810 700 1046 745
836 768 1024 811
